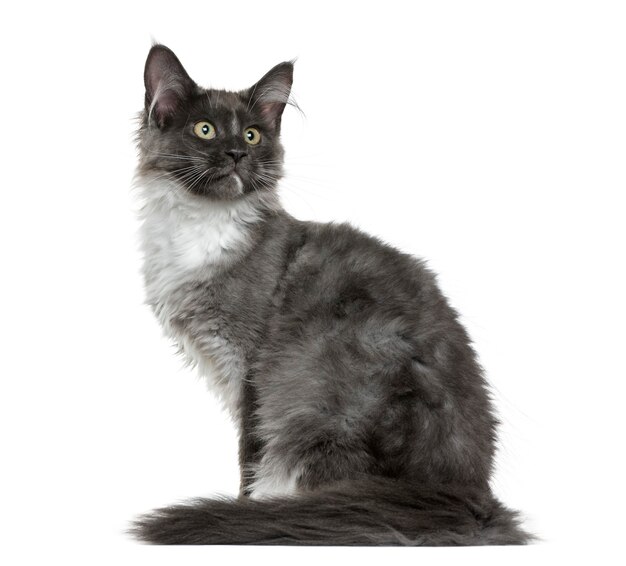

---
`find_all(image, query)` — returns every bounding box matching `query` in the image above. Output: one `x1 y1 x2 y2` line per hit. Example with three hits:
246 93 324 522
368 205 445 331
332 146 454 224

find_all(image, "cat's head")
137 44 293 201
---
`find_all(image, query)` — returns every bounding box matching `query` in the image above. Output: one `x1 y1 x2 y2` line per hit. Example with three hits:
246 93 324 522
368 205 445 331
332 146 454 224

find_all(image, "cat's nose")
225 149 248 163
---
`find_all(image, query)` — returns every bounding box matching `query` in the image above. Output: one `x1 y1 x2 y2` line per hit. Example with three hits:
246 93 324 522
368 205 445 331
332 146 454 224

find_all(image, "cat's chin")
187 172 246 200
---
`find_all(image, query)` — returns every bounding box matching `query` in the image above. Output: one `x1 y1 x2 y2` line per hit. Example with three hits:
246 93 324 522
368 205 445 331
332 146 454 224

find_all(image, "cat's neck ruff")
137 173 276 307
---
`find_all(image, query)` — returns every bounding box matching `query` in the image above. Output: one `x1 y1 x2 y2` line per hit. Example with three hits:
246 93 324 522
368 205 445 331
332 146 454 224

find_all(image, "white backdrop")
1 1 624 564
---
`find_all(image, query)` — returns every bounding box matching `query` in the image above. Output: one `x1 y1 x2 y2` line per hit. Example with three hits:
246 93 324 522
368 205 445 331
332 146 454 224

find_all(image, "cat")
131 43 531 545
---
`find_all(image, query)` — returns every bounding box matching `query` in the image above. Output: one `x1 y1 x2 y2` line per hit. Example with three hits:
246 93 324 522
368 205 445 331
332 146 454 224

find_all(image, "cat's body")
132 44 530 545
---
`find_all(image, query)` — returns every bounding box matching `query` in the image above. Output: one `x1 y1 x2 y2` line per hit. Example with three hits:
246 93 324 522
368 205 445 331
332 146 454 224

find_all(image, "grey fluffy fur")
131 44 531 545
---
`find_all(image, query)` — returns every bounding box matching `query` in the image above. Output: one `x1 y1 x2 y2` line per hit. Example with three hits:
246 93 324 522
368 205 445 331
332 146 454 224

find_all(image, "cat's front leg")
238 376 264 496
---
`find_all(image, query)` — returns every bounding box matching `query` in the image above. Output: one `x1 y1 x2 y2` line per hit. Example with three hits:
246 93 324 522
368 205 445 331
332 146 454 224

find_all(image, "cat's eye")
193 121 217 139
244 127 261 145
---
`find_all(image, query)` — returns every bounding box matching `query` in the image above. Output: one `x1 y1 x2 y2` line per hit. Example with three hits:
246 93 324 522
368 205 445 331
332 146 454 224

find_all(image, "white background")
1 1 624 564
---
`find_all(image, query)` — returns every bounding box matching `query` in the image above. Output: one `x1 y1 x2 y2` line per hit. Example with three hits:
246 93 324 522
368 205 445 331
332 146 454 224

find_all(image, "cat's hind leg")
248 335 414 499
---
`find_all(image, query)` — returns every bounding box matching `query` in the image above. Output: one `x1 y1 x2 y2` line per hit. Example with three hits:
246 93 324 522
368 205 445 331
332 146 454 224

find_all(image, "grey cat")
132 44 531 545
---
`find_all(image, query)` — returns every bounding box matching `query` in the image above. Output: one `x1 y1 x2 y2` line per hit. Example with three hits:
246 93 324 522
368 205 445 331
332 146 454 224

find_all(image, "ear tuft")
248 61 295 128
144 44 195 128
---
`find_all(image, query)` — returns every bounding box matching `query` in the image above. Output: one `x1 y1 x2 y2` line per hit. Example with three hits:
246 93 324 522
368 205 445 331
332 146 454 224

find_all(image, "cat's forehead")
189 89 250 120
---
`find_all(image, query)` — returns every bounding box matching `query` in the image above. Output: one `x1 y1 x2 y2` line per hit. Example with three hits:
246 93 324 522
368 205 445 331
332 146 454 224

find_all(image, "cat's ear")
247 61 294 129
144 44 196 128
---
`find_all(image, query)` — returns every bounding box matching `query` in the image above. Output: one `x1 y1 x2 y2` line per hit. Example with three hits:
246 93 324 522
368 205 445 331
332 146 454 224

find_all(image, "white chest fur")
139 178 261 299
137 177 262 417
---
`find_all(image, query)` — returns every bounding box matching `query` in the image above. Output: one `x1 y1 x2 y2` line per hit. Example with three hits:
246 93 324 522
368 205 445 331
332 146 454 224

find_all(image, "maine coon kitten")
132 44 530 545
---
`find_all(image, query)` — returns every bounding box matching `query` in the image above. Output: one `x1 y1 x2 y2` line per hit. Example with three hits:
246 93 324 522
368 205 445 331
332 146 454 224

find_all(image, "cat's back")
274 218 448 325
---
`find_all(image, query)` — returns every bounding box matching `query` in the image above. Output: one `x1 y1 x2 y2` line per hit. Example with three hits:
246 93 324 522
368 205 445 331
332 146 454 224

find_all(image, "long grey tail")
131 477 532 545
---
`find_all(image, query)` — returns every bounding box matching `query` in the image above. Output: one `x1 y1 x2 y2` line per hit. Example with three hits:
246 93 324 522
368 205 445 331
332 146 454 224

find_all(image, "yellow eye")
244 127 261 145
193 121 216 139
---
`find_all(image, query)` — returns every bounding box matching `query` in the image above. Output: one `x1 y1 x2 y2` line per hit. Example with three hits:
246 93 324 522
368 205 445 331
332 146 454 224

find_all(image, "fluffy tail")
131 477 532 545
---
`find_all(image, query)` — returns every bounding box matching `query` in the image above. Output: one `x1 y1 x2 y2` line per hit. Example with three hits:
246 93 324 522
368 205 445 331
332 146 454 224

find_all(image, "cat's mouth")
169 162 253 199
216 166 239 180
